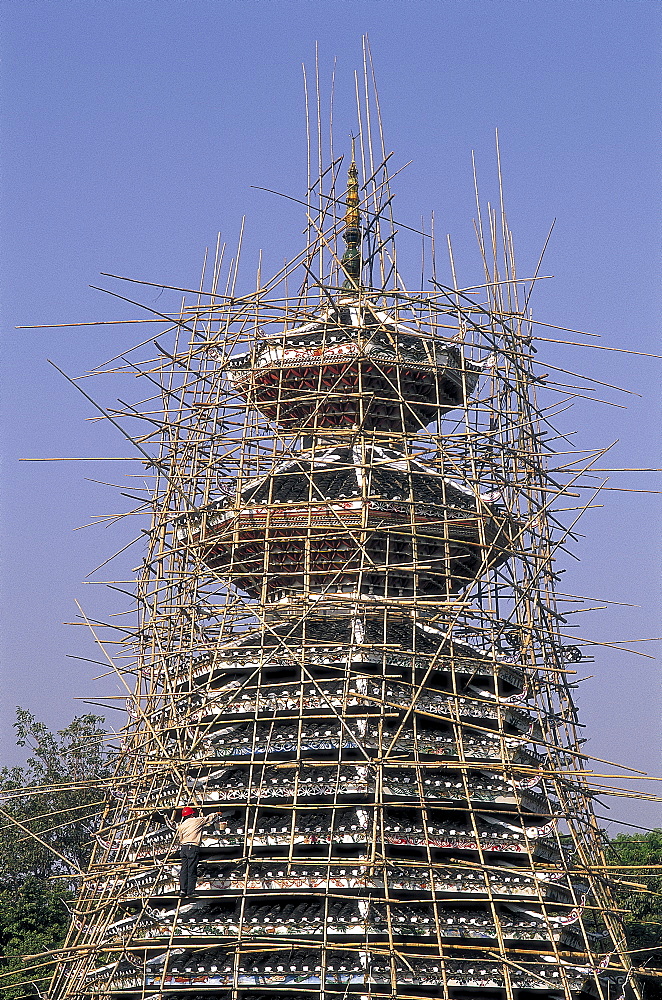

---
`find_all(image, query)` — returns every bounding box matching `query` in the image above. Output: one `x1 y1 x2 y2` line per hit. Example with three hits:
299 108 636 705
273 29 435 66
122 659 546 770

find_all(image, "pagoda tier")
162 617 528 695
106 860 571 902
179 444 513 600
107 900 582 947
224 299 481 433
95 953 588 996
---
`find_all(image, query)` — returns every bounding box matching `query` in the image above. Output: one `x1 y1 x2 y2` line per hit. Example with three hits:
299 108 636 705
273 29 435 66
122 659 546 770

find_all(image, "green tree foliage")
608 829 662 999
0 709 111 998
609 830 662 961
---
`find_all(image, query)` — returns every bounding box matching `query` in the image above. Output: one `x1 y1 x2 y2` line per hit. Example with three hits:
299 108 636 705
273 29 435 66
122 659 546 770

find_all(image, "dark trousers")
179 844 199 895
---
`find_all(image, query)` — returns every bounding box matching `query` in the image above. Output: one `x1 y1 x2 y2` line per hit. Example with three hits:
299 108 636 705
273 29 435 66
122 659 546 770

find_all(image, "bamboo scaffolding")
5 44 658 1000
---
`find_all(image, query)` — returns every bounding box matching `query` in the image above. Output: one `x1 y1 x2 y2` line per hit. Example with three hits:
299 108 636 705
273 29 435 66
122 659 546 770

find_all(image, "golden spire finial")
341 136 362 289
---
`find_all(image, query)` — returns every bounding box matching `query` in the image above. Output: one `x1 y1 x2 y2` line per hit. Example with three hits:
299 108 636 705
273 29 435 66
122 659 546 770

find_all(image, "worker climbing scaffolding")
176 806 220 898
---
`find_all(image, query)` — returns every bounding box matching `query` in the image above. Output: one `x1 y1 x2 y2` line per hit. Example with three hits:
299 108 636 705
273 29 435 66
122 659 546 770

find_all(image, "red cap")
181 806 196 818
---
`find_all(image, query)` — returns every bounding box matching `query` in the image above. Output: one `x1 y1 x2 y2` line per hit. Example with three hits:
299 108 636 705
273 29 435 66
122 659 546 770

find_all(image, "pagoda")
49 117 637 1000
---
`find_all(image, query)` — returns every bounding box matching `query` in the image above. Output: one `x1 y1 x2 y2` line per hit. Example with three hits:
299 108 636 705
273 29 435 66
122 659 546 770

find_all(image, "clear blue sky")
1 0 659 827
